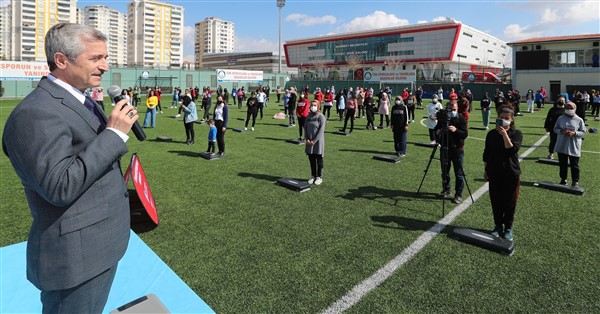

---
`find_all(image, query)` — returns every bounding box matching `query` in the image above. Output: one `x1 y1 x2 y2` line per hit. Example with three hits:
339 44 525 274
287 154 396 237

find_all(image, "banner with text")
0 61 50 81
363 70 416 83
216 69 263 83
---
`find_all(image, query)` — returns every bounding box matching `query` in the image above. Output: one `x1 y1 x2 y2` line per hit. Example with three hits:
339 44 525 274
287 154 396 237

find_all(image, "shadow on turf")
168 150 202 158
255 136 286 142
370 215 455 233
238 172 307 183
338 149 396 156
338 185 441 216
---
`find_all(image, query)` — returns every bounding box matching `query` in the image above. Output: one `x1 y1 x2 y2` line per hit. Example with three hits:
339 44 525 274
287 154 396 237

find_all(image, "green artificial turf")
1 96 599 313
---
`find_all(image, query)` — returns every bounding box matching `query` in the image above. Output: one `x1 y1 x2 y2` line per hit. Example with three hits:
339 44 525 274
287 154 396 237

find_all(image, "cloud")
337 11 409 33
503 24 543 41
235 37 280 53
416 20 428 24
502 0 599 40
286 14 336 27
432 16 448 22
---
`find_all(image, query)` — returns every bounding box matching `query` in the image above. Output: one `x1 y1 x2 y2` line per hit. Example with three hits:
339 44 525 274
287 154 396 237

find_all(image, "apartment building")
194 17 235 68
127 0 184 68
8 0 77 62
80 5 128 67
0 3 10 60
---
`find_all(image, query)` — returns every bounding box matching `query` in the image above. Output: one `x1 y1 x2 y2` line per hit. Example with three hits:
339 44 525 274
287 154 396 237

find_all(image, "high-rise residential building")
194 17 235 68
127 0 184 68
0 3 11 60
80 5 128 67
9 0 77 62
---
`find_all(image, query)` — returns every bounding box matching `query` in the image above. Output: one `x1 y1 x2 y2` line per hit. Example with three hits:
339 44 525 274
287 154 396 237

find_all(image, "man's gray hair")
45 23 106 71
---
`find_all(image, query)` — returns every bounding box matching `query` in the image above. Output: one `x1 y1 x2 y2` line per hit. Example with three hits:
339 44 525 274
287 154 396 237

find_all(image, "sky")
52 0 600 62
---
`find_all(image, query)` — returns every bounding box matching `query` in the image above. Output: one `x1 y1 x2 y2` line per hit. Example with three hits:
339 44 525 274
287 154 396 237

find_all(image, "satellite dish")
141 71 149 79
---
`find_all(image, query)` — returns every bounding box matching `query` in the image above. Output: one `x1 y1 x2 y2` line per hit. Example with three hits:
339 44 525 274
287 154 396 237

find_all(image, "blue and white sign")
216 69 263 83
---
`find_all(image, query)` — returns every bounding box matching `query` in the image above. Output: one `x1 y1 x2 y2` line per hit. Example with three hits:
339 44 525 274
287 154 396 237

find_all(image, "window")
561 51 576 64
471 45 478 49
462 32 473 38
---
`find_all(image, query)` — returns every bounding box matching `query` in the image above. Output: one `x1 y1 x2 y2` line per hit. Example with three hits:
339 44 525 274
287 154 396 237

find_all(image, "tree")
346 54 364 80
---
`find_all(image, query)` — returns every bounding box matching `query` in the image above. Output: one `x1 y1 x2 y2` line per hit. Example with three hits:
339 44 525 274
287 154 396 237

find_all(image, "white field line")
320 133 550 314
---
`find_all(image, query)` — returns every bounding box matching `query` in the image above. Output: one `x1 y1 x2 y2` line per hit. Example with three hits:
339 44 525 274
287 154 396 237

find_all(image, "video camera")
436 108 452 128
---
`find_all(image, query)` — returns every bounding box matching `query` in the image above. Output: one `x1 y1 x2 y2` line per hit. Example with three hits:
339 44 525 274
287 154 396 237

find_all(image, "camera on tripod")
436 108 452 128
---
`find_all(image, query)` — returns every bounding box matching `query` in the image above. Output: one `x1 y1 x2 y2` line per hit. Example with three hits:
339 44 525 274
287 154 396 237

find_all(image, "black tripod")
417 128 474 217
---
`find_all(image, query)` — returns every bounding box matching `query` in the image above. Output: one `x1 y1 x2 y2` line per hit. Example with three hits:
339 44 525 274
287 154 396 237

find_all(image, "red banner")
124 154 158 225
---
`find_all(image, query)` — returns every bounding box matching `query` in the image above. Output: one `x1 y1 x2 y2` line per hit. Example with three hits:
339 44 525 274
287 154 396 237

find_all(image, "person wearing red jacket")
323 88 334 119
296 93 310 142
401 88 409 103
314 87 324 104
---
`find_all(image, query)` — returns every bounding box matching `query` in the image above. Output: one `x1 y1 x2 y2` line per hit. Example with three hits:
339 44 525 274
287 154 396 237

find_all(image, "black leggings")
184 121 194 141
298 116 306 138
407 106 415 121
258 103 264 119
323 106 332 119
379 114 389 127
215 120 225 153
342 108 356 132
308 154 323 178
558 153 580 183
245 110 257 127
489 173 519 229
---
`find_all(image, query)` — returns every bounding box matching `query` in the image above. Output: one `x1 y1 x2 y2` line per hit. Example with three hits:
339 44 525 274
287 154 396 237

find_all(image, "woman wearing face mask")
483 106 523 241
305 101 326 185
340 91 357 133
296 92 310 142
213 96 229 156
554 102 586 187
544 96 566 159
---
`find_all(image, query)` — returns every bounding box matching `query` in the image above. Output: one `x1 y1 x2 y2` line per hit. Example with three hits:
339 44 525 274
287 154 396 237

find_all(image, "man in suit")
2 23 138 313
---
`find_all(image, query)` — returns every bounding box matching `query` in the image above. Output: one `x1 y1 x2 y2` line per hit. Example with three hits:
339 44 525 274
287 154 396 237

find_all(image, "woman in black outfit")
245 92 258 131
483 106 522 241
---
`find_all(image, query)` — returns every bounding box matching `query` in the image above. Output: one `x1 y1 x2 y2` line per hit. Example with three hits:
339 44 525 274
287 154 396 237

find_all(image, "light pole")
277 0 286 74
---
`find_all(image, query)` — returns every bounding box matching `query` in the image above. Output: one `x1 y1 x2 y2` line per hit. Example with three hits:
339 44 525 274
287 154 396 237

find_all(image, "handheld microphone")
107 85 146 141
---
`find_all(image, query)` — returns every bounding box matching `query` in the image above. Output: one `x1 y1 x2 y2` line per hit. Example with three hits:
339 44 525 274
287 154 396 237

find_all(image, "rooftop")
507 34 600 45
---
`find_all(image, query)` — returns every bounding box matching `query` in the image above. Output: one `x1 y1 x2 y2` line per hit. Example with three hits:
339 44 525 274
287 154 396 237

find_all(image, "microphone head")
107 85 122 99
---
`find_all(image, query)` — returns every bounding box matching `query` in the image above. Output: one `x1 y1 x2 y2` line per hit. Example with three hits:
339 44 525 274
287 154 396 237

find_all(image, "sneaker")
453 195 463 204
160 111 164 114
439 190 451 198
572 181 579 187
503 228 513 241
559 179 567 185
400 154 406 157
298 138 303 142
251 127 255 131
244 127 248 131
308 177 316 184
548 153 554 160
175 114 181 118
490 225 503 238
314 177 323 185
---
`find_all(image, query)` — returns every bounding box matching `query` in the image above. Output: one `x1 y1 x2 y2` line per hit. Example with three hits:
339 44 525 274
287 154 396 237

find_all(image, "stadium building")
508 34 600 100
284 19 510 83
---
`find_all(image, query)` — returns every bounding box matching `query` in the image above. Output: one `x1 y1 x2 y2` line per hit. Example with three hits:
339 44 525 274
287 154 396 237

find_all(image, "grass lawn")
1 95 599 313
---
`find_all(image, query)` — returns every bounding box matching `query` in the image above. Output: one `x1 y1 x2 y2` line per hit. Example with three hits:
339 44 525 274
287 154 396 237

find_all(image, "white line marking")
581 150 600 154
320 133 550 314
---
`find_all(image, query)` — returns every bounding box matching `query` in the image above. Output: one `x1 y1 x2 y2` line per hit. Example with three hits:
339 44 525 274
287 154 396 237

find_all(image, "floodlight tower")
277 0 286 73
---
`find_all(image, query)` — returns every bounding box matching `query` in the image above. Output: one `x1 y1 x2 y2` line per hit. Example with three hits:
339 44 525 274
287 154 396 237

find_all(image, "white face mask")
450 111 458 118
565 109 575 116
433 99 438 103
395 101 402 105
310 106 318 113
501 119 512 127
300 93 305 98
